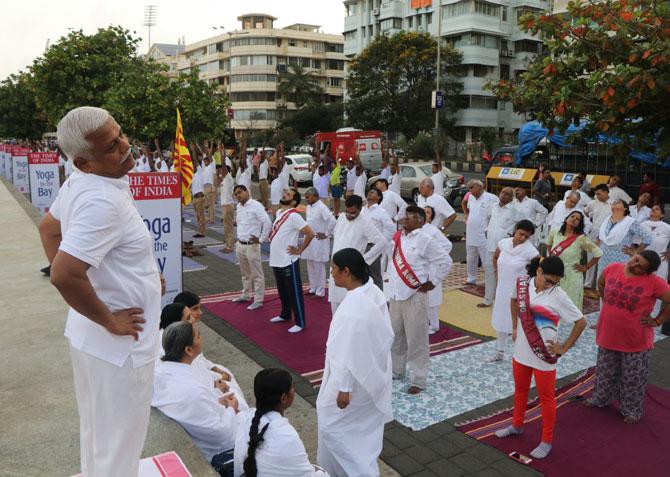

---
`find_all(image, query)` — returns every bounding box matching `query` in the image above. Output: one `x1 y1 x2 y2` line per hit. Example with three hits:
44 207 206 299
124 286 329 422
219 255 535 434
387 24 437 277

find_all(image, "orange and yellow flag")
173 108 194 206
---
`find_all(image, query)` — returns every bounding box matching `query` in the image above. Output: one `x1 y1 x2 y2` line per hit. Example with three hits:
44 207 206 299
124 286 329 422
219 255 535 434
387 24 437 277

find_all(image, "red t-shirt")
597 263 670 352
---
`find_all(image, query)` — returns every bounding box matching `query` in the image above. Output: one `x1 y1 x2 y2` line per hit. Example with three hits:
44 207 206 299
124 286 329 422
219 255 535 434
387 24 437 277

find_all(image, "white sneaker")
288 325 303 333
429 328 439 335
270 316 288 323
231 296 250 303
486 351 504 363
246 302 263 311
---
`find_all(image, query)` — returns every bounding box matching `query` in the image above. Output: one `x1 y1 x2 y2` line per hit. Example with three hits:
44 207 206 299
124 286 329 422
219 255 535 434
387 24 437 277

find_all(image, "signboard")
28 152 60 215
497 167 526 180
432 90 444 109
129 172 183 306
11 147 30 193
0 145 7 179
411 0 432 8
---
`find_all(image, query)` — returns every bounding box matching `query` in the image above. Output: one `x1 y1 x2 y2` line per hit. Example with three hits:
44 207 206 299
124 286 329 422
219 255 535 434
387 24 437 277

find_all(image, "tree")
0 72 47 139
278 64 322 108
345 31 463 139
281 100 344 137
29 26 139 128
493 0 670 159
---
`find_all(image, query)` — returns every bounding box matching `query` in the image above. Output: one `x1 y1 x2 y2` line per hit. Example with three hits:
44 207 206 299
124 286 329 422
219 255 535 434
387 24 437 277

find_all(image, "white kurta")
317 280 394 477
422 223 453 307
642 220 670 280
491 238 539 333
354 171 367 198
234 410 325 477
466 192 498 247
302 200 336 262
630 205 651 224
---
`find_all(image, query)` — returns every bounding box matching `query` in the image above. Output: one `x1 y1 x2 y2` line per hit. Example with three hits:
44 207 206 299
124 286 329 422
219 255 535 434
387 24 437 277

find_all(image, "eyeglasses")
544 277 560 286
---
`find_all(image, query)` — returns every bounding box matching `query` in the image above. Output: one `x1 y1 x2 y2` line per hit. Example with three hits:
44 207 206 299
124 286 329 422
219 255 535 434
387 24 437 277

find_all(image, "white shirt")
417 193 456 230
362 203 396 241
203 163 215 185
389 173 401 195
466 191 498 246
156 159 169 173
139 156 152 172
314 172 330 199
584 198 612 240
431 170 444 197
548 200 592 234
485 202 520 252
152 361 237 461
191 167 205 195
259 160 269 180
386 228 451 301
220 173 234 206
346 167 357 191
513 196 548 229
236 167 252 191
380 166 391 180
511 278 582 371
608 186 632 204
270 176 284 205
280 165 290 190
234 411 323 477
236 199 272 242
630 204 651 224
381 190 407 222
354 171 367 198
301 200 336 262
63 156 73 178
563 189 592 209
49 170 161 367
269 208 308 268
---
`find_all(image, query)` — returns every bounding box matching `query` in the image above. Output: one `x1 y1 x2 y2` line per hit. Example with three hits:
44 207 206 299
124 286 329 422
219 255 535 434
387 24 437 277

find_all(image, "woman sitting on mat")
495 256 587 459
586 251 670 423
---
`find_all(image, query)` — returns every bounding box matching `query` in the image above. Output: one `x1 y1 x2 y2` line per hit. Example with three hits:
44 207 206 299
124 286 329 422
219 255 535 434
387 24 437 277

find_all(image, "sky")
0 0 346 80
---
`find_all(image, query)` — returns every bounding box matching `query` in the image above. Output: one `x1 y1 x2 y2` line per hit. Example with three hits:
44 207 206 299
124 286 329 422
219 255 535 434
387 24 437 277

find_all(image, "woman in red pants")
495 256 587 459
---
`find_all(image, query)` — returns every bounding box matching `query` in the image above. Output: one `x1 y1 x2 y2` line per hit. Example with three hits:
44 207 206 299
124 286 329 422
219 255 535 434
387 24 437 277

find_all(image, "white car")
284 154 313 186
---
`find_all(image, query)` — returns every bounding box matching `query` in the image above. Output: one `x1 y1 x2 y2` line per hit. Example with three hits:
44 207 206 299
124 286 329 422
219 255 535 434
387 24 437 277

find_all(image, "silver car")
284 154 313 186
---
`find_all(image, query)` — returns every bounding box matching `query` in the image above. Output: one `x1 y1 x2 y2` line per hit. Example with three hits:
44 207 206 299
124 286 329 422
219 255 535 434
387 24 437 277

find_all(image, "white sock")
495 425 523 438
530 442 552 459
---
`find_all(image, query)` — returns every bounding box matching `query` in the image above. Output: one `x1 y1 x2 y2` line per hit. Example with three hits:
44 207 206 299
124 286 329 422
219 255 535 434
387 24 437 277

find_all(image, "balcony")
379 1 404 20
458 46 500 67
460 77 495 95
455 109 499 127
512 0 550 10
441 14 507 37
500 49 515 58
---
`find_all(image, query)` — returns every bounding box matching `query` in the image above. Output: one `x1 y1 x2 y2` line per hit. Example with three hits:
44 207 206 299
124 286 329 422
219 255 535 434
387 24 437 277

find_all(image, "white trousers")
495 331 509 353
70 346 154 477
428 305 439 332
483 251 497 305
306 260 327 296
466 243 487 284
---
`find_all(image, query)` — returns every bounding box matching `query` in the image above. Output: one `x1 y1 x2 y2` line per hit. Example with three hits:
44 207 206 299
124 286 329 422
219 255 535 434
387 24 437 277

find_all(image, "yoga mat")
203 289 480 387
73 451 192 477
183 256 207 273
458 370 670 477
440 289 497 337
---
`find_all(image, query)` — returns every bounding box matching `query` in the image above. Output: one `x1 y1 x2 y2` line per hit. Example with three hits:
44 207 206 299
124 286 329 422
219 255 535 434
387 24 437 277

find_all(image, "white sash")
599 215 635 246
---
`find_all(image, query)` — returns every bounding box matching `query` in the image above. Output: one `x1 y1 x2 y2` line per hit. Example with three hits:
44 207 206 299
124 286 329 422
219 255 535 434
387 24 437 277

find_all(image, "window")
312 42 325 53
234 109 277 121
502 6 508 22
329 77 342 87
345 30 357 41
303 41 309 48
346 3 357 16
514 40 541 53
445 33 498 48
327 59 345 70
289 39 297 47
473 64 493 77
230 55 276 67
230 92 276 102
362 27 366 38
426 13 432 25
475 1 500 17
380 18 402 31
401 166 416 178
326 43 344 53
313 59 322 69
231 74 277 83
516 7 541 22
301 57 311 67
466 95 498 109
408 16 413 28
500 64 510 80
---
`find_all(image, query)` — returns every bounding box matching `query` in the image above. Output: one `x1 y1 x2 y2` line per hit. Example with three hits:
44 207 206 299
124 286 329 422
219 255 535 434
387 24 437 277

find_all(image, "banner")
0 145 8 180
11 147 30 193
129 172 183 306
28 152 61 215
411 0 432 8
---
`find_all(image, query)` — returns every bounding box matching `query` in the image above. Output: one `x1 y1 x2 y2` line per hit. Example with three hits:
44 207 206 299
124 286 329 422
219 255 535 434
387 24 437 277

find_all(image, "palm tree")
278 64 322 109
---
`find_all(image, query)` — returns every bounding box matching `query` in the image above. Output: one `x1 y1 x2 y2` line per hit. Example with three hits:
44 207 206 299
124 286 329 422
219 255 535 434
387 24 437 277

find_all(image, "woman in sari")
546 211 602 310
495 256 587 459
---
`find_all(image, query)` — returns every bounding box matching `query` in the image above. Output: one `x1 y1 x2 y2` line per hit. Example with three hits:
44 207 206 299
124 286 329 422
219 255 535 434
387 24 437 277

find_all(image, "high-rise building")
343 0 550 142
153 13 347 134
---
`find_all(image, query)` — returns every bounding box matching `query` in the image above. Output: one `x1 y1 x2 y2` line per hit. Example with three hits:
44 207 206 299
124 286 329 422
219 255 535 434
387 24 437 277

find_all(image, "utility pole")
144 5 158 54
434 2 442 133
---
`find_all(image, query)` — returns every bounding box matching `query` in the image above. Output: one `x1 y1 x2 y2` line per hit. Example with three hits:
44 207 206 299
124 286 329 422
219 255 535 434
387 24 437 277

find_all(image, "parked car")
367 162 465 205
284 154 313 186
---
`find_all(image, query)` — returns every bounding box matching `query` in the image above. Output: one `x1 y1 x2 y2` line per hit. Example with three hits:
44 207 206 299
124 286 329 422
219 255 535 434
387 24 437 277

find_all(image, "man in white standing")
328 195 386 314
268 188 315 333
219 163 236 253
232 185 272 310
562 176 592 209
258 151 270 208
353 164 367 202
431 162 445 198
345 159 356 197
374 178 407 224
513 187 548 247
388 163 401 196
464 179 498 285
584 184 612 287
362 187 396 289
547 191 592 236
387 206 450 394
478 187 519 308
203 155 217 224
302 187 336 297
416 178 457 230
314 163 331 205
606 175 632 204
38 106 161 476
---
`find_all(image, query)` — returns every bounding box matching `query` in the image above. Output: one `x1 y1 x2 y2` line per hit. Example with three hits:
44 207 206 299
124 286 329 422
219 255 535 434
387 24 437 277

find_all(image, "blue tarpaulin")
514 120 670 168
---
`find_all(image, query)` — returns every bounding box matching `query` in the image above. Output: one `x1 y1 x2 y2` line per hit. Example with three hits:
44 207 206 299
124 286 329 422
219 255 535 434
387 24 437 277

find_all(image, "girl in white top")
488 220 539 362
642 205 670 316
234 368 327 477
495 256 586 460
423 206 454 334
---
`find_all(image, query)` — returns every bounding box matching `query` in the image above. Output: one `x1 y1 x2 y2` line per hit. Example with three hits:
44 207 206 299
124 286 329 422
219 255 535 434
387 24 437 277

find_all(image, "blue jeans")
211 449 234 477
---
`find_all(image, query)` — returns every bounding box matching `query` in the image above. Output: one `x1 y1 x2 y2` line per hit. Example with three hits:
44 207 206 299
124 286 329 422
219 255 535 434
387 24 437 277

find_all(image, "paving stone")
384 426 416 450
409 470 438 477
451 452 489 473
426 459 466 476
463 443 507 465
491 457 542 477
380 441 402 460
385 455 423 475
404 444 441 465
473 467 505 477
426 438 462 459
413 428 440 444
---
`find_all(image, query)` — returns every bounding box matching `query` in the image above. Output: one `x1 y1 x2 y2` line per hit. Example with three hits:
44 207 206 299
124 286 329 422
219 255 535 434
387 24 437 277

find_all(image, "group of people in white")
38 106 669 477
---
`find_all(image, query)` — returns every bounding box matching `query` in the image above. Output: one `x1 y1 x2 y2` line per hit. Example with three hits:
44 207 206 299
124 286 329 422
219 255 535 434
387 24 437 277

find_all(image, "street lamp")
143 5 158 53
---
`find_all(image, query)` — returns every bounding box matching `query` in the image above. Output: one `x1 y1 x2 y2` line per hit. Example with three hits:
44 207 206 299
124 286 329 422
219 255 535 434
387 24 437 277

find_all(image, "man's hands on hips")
105 308 145 341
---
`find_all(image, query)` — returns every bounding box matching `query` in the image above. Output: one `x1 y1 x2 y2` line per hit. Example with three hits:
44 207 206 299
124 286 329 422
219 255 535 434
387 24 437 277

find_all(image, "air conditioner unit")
373 8 380 15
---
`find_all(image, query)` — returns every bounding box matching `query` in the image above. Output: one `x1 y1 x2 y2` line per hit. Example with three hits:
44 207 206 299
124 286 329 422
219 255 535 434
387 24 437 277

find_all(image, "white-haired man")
416 178 457 230
38 106 162 476
464 179 498 285
547 191 592 235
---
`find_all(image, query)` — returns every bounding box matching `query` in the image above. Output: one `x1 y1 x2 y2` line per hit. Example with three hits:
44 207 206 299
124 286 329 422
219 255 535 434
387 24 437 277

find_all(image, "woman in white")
234 368 327 477
317 248 394 477
642 205 670 316
488 220 539 362
423 206 453 334
630 192 652 223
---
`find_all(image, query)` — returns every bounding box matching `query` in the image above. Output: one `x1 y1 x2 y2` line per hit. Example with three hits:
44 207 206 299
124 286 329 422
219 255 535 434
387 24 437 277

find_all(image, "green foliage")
407 132 435 159
345 31 463 139
492 0 670 160
478 127 498 153
278 64 323 108
0 72 47 139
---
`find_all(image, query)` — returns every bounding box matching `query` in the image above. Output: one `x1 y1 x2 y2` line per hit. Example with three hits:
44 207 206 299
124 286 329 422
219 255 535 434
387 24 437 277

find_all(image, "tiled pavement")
183 217 670 476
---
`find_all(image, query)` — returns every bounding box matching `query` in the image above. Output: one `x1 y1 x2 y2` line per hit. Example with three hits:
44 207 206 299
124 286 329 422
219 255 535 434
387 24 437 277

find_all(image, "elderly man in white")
464 179 499 285
362 187 396 290
513 187 548 247
584 183 612 287
416 178 457 230
38 106 162 477
547 191 592 236
302 187 337 298
373 177 407 223
478 187 519 308
562 176 592 209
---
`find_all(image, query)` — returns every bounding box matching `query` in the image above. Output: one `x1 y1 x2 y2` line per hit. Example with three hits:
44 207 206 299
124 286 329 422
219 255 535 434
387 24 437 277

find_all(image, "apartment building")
343 0 550 142
155 14 346 133
147 43 185 78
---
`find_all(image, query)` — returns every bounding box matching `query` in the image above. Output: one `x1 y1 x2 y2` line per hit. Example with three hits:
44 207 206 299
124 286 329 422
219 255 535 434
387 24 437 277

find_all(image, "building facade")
343 0 550 141
155 14 346 133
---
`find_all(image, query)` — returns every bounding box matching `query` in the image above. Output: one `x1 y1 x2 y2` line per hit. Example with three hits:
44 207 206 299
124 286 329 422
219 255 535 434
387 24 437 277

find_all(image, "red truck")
315 128 384 173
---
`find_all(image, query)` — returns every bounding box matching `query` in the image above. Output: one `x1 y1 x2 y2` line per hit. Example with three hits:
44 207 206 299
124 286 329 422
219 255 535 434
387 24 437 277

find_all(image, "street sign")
431 90 444 109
